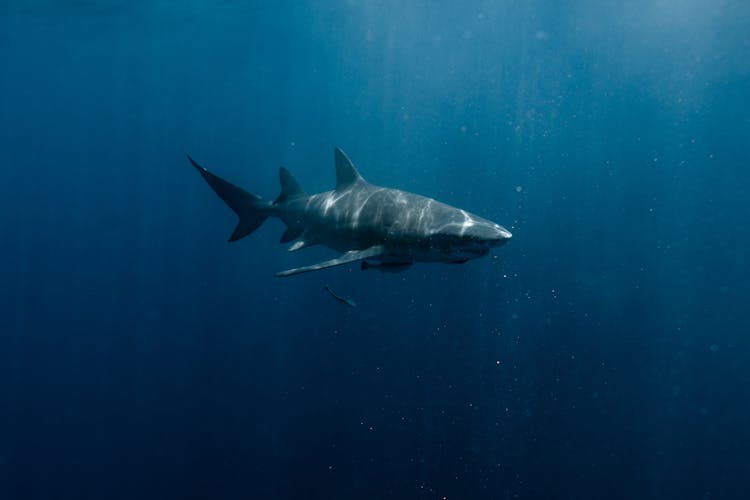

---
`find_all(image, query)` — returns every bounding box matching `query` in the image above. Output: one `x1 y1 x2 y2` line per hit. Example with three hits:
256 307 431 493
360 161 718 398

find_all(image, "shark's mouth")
380 244 490 264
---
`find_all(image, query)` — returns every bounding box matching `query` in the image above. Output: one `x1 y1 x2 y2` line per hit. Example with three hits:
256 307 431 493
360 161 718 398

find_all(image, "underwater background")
1 1 749 499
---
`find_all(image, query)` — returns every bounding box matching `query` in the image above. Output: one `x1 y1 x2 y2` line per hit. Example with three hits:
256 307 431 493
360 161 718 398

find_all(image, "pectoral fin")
276 246 386 277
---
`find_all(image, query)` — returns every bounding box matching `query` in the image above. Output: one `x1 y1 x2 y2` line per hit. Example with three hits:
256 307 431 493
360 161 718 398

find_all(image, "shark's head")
428 216 512 261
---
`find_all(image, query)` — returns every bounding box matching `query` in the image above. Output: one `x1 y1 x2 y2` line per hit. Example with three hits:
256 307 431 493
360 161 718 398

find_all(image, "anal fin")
276 246 386 277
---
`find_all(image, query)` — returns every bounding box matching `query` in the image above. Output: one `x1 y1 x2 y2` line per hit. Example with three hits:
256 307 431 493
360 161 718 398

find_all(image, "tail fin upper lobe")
187 155 270 242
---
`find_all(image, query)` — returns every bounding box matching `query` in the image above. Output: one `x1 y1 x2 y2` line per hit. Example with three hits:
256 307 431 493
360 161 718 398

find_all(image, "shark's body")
189 148 511 277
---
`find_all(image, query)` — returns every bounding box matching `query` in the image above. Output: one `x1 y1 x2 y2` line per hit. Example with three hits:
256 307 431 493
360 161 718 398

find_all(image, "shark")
188 148 511 277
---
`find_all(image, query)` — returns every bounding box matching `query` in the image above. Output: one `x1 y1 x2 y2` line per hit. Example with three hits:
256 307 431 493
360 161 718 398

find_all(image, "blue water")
2 1 749 499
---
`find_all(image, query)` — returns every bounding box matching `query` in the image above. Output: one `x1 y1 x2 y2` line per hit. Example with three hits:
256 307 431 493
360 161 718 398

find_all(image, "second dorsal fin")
274 167 306 204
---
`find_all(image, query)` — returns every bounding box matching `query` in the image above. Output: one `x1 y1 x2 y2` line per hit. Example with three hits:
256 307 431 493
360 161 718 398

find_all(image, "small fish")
324 285 357 308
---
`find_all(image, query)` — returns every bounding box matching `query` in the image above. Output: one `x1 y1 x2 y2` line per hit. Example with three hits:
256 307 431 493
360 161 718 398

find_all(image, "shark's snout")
488 225 512 247
469 223 512 244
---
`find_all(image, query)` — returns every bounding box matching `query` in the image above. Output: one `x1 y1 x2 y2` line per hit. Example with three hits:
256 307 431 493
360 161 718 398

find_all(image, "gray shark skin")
188 148 512 277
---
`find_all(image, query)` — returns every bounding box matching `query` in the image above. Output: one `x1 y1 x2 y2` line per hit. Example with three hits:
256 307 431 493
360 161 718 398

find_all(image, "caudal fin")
187 155 270 242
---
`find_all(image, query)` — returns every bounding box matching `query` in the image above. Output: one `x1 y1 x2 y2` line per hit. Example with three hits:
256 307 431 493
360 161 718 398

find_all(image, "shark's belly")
306 215 386 253
305 215 473 263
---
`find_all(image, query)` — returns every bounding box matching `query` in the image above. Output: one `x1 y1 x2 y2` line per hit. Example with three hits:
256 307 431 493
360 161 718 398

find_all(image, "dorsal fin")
334 148 364 190
274 167 305 204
